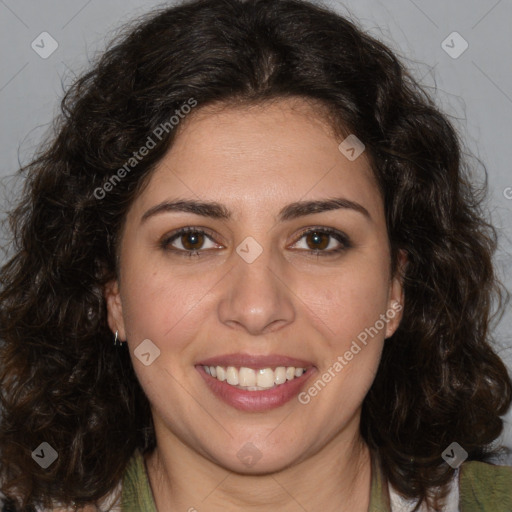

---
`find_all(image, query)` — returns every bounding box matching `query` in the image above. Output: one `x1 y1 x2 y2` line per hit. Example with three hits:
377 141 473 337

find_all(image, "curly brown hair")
1 0 511 510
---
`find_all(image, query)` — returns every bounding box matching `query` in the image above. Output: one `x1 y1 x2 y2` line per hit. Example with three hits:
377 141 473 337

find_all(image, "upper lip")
196 353 315 370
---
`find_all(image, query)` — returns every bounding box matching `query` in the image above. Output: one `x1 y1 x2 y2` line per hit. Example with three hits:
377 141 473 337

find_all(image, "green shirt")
121 449 512 511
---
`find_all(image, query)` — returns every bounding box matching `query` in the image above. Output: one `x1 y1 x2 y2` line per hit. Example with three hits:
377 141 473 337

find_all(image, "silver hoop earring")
114 330 120 346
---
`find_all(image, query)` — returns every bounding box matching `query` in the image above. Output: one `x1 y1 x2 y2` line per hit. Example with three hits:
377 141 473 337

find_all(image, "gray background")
1 0 511 454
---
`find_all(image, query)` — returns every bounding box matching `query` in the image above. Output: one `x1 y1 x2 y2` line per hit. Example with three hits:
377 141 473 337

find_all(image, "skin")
105 97 405 512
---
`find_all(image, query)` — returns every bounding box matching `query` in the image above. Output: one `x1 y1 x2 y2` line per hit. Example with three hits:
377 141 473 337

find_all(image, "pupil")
309 231 328 250
184 232 203 250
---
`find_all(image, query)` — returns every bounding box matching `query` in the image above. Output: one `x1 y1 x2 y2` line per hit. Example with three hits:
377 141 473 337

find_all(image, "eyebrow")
141 197 371 224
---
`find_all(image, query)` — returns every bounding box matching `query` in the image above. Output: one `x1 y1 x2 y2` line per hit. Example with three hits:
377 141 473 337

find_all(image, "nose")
217 242 295 336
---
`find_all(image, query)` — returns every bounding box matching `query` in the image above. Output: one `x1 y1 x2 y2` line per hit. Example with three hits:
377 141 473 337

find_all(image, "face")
106 98 404 474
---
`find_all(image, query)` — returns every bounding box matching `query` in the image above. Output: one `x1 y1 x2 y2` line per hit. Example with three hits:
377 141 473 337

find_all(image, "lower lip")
196 365 316 412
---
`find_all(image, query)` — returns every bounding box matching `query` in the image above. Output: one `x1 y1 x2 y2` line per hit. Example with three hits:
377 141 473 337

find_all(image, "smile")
202 365 307 390
195 354 316 412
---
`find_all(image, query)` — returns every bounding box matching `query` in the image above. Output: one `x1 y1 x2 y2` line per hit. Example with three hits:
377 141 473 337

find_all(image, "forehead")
129 98 382 223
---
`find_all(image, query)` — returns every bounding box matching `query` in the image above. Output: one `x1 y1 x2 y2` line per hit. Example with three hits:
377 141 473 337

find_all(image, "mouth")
195 354 316 412
200 364 309 389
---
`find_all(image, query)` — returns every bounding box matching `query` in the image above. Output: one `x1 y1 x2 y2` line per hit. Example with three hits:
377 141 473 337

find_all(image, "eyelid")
160 226 222 249
291 226 352 251
160 225 351 256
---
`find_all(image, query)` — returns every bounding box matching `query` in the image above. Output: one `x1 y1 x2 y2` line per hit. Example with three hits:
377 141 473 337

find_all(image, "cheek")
119 255 222 353
297 266 389 416
118 266 207 410
297 261 391 349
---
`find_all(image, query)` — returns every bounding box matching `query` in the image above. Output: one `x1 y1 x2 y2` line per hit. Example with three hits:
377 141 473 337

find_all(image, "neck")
145 419 372 512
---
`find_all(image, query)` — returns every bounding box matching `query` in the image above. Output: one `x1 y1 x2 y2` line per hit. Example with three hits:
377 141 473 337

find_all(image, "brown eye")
292 227 351 256
304 231 330 251
180 231 205 251
160 227 220 257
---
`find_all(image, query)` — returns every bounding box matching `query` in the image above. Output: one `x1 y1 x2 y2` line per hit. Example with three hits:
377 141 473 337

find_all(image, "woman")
1 0 511 510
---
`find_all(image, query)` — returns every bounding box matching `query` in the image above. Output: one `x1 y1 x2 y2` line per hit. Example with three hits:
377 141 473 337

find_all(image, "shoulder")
458 460 512 512
120 449 157 511
389 469 459 512
388 461 512 512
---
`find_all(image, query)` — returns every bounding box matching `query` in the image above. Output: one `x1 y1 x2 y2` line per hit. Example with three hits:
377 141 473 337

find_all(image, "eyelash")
160 226 352 259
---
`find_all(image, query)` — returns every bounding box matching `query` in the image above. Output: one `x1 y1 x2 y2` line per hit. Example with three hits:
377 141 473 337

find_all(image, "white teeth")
202 365 307 390
239 367 256 387
216 366 226 381
275 366 287 385
226 366 239 385
256 368 275 388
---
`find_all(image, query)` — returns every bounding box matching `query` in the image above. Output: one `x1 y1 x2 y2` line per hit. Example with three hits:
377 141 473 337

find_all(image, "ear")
104 279 126 341
385 249 407 339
